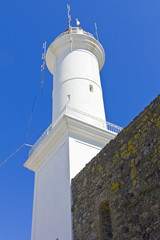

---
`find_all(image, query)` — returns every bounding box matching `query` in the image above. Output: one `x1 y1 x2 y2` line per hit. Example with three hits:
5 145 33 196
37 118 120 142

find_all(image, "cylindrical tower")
46 27 106 126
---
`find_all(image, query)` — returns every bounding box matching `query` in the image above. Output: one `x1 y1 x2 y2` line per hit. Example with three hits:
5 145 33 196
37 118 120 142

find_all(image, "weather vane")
67 4 71 31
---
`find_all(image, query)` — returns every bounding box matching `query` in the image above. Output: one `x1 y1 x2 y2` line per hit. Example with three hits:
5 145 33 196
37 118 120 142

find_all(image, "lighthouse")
24 18 122 240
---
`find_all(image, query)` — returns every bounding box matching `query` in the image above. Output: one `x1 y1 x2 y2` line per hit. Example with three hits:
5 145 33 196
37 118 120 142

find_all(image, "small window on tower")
89 84 93 92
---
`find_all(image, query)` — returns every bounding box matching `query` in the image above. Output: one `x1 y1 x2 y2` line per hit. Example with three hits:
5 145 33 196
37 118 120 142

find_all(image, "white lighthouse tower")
24 14 122 240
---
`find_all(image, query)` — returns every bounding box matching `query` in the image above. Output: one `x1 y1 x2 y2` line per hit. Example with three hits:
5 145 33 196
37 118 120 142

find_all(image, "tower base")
24 114 116 240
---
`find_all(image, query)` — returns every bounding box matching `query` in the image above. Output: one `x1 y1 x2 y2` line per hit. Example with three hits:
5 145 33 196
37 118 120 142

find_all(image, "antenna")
41 41 46 88
41 41 46 72
25 41 47 142
0 41 47 169
95 22 99 41
67 4 71 31
67 4 73 52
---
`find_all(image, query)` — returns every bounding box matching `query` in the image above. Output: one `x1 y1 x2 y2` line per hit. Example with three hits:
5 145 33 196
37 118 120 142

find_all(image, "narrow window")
89 84 93 92
99 201 113 240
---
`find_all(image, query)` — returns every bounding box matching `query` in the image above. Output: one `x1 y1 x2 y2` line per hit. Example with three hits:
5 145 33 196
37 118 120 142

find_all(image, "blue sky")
0 0 160 239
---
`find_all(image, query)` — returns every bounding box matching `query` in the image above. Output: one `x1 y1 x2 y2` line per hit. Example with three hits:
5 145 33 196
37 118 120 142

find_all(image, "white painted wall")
69 135 103 179
46 28 106 128
31 137 72 240
52 49 106 124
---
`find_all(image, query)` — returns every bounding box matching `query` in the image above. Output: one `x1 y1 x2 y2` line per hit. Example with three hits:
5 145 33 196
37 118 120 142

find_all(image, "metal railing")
55 27 94 40
29 106 123 157
65 106 123 133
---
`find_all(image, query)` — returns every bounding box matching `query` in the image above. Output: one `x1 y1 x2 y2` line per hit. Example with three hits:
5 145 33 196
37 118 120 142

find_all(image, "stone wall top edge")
72 94 160 183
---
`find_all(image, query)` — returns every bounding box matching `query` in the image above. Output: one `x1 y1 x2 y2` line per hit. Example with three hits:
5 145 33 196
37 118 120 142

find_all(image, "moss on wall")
72 95 160 240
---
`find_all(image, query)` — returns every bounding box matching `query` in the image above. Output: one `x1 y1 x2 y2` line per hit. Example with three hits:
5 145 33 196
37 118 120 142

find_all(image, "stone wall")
71 95 160 240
